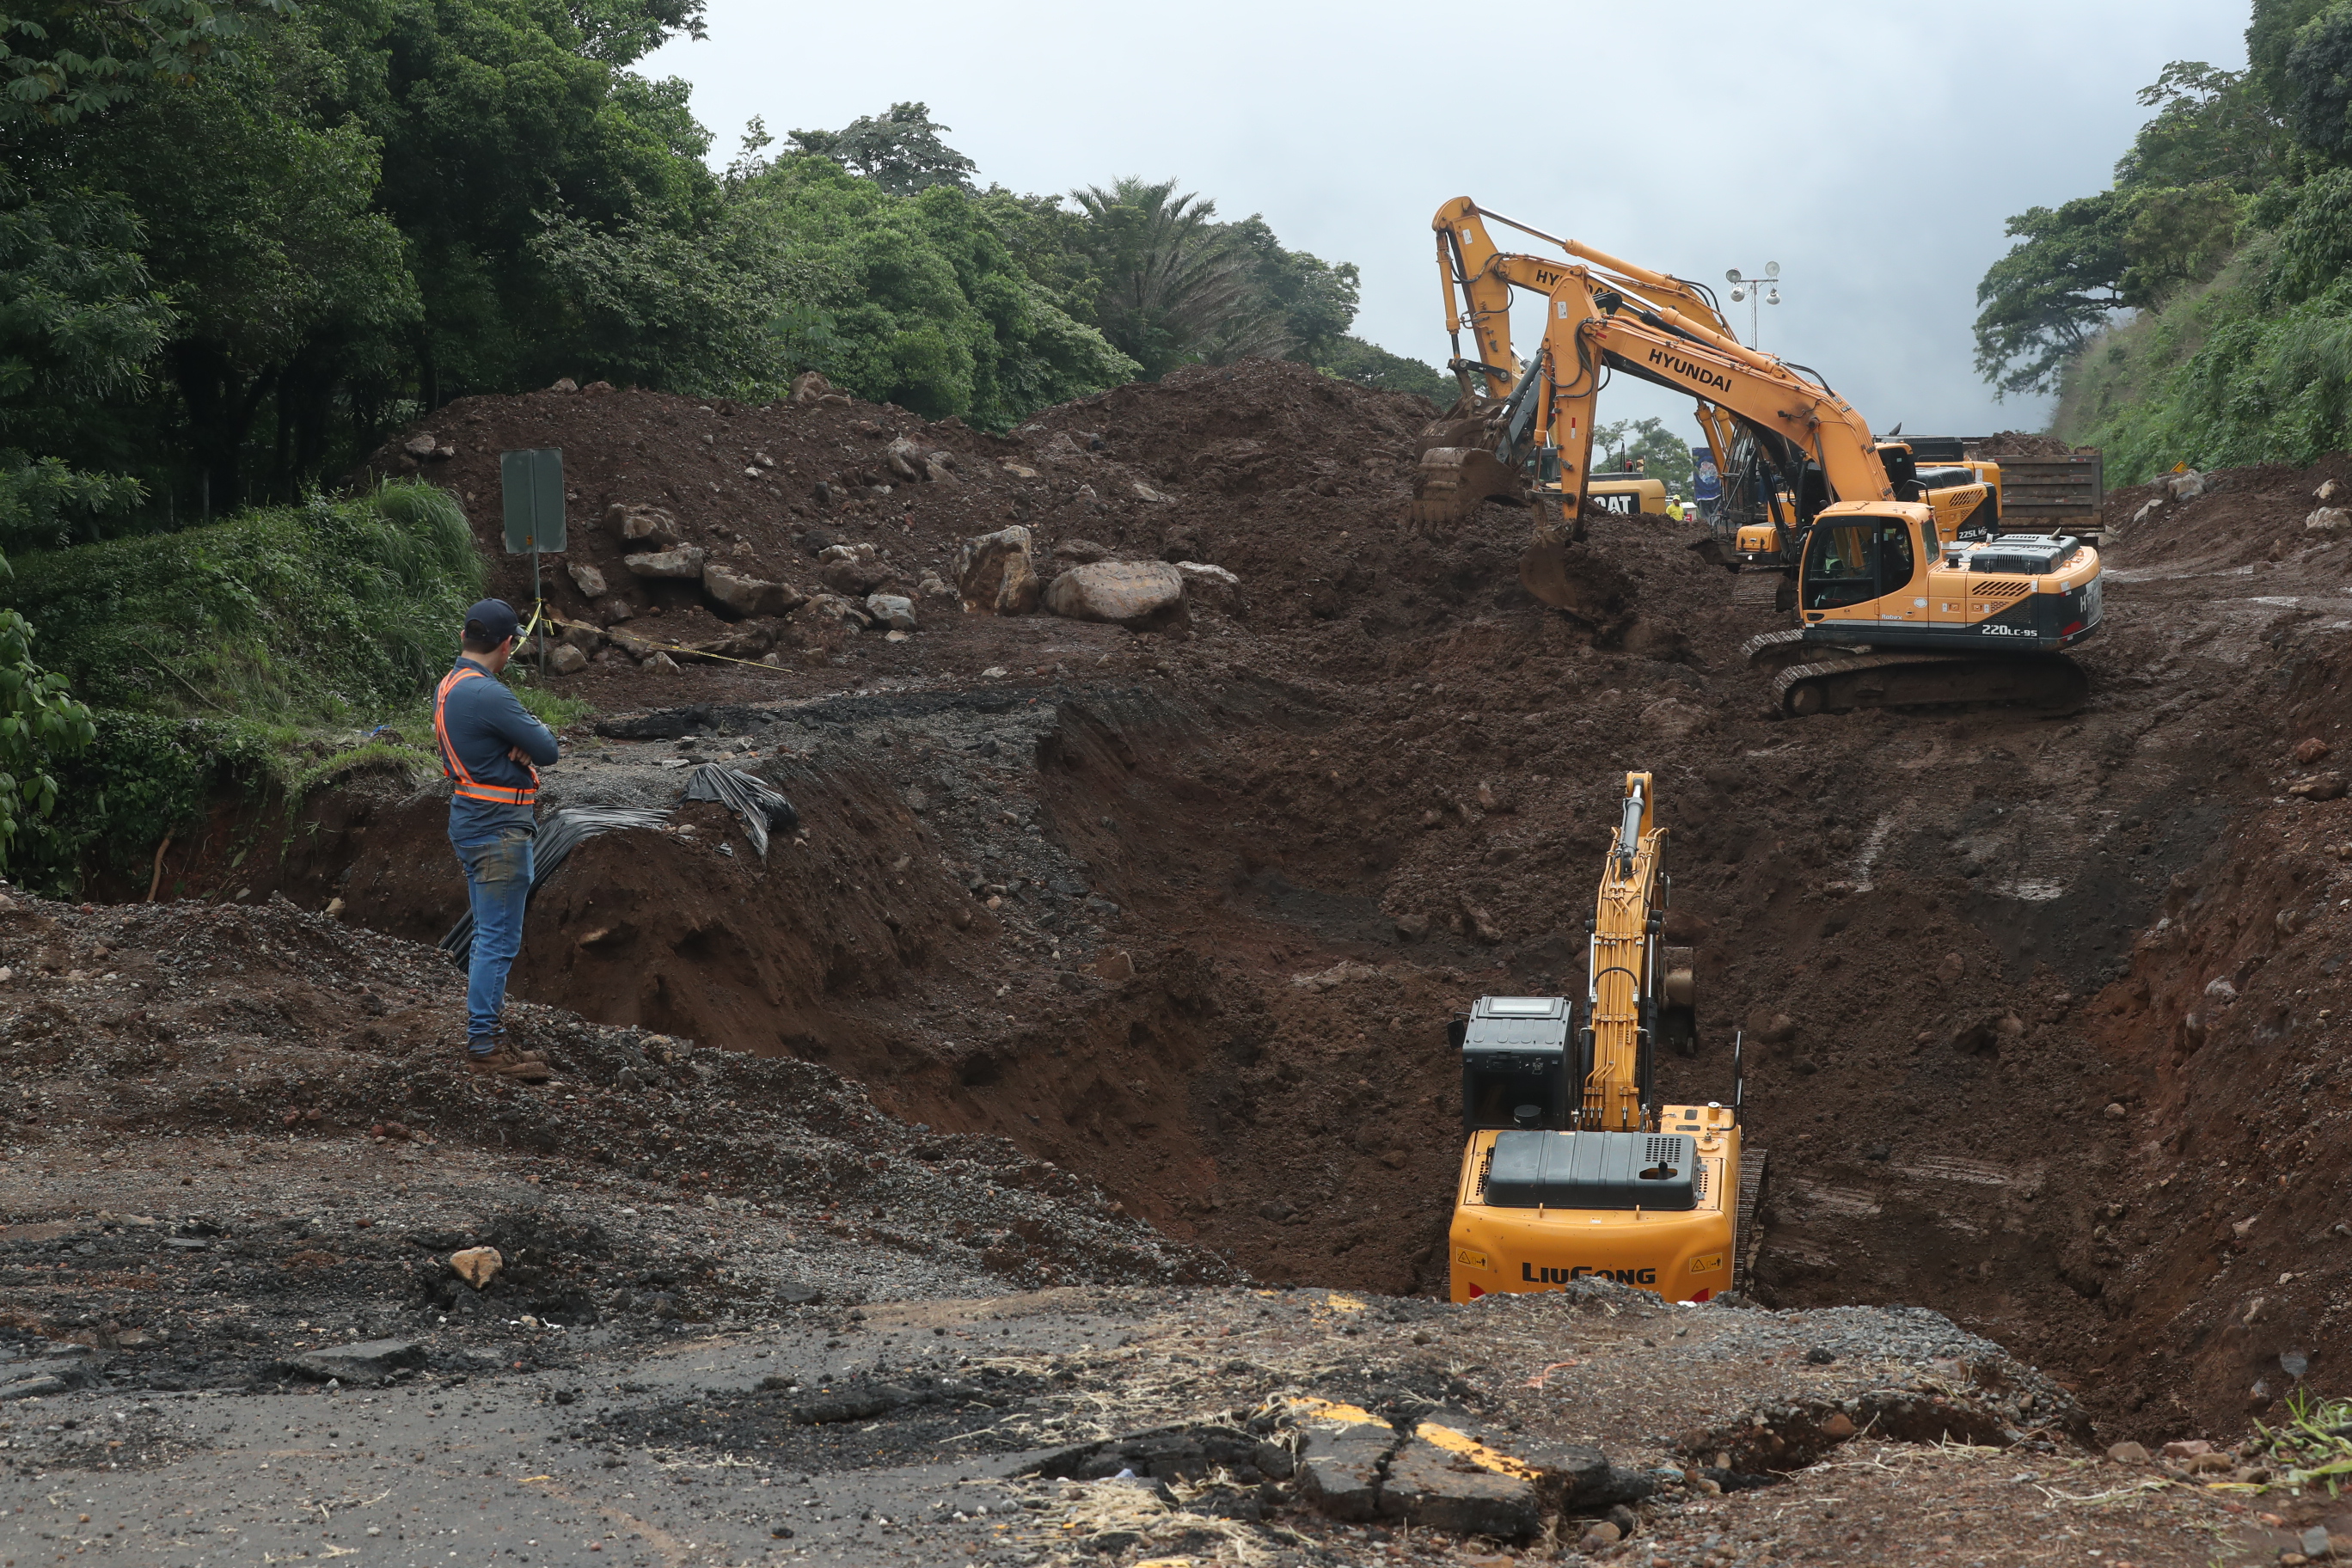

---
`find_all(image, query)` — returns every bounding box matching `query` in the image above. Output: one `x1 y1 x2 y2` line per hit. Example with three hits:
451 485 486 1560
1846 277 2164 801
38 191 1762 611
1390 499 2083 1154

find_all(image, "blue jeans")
451 824 535 1046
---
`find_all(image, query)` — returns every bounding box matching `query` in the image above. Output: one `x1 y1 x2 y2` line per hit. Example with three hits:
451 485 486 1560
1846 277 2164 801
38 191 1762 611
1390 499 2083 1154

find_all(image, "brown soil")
1973 431 2092 457
87 362 2352 1454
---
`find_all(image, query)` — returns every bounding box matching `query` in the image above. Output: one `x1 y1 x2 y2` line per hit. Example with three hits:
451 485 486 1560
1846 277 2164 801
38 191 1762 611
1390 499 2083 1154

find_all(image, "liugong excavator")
1449 773 1759 1304
1414 199 2104 717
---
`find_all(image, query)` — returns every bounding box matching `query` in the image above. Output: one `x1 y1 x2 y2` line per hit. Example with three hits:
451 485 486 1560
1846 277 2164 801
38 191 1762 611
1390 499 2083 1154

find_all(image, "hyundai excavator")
1448 773 1761 1305
1416 197 1748 534
1418 224 2103 715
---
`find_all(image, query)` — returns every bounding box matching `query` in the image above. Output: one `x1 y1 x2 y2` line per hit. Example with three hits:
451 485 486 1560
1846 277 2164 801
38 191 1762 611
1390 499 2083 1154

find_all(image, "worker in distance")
433 598 559 1081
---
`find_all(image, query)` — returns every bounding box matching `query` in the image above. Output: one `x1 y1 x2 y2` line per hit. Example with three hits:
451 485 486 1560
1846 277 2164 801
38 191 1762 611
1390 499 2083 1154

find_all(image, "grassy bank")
0 481 579 895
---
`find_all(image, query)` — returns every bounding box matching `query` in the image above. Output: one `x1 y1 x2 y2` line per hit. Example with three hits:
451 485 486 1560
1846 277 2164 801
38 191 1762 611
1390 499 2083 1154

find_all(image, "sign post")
499 449 566 675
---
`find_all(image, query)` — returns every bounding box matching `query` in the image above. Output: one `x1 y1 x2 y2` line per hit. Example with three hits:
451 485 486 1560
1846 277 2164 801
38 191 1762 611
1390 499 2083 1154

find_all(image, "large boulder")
624 546 707 580
701 561 804 617
955 526 1040 615
567 560 609 598
866 593 918 632
1044 559 1186 629
607 503 679 548
546 643 588 677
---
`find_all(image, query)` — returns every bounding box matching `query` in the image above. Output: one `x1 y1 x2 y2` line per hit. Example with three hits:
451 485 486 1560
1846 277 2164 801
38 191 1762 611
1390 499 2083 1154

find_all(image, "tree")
787 101 977 196
338 0 722 404
2115 62 2286 191
0 0 293 125
1974 194 2129 398
529 195 833 398
2250 0 2342 113
1596 417 1694 493
1311 335 1449 404
0 172 172 550
61 45 420 511
735 156 1135 424
1066 178 1265 378
2119 181 2247 305
2282 2 2352 159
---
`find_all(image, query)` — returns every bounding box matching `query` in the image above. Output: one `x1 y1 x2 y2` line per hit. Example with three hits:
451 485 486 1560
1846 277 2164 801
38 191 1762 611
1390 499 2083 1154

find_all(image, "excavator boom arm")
1534 270 1895 522
1586 772 1663 1130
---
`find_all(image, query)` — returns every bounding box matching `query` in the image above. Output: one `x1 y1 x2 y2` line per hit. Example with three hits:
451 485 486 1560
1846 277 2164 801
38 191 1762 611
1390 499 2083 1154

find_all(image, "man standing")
435 599 558 1081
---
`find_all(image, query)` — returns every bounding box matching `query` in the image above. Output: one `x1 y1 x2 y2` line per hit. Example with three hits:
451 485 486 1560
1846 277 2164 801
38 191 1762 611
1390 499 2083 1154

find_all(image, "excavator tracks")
1732 1148 1768 1297
1740 631 2088 718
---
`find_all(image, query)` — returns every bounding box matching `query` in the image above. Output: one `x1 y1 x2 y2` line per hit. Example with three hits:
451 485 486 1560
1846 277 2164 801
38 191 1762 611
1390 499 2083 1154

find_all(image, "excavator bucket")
1411 446 1523 530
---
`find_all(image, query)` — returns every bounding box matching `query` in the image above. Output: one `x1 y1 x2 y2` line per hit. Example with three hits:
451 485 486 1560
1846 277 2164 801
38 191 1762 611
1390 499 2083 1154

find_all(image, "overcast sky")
645 0 2248 442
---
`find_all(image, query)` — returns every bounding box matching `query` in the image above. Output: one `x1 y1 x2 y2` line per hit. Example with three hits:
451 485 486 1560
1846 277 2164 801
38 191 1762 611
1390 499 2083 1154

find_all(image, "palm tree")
1069 178 1290 377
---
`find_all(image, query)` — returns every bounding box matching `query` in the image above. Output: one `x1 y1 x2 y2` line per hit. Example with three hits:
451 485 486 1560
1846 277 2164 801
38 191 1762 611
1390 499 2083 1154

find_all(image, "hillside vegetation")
0 0 1449 893
1978 0 2352 478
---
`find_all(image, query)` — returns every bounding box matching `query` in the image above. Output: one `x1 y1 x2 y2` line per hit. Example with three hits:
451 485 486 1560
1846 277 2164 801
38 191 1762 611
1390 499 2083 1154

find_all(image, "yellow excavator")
1448 773 1759 1305
1416 197 1746 536
1419 223 2103 714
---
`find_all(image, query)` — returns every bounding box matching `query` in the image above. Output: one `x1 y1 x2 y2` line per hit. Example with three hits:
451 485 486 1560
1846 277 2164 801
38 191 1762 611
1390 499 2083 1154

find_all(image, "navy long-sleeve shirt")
438 654 559 837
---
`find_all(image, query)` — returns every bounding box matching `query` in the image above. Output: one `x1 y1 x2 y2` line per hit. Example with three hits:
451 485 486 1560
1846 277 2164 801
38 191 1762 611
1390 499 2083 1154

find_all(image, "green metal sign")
499 448 567 554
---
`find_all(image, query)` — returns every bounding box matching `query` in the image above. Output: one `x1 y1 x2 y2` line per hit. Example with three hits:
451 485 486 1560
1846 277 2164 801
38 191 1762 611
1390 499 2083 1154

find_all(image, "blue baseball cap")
463 599 521 645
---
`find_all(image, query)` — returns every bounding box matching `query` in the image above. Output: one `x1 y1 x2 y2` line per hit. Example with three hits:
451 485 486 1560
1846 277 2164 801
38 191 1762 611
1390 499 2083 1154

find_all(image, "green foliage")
0 0 294 125
2060 254 2352 481
58 43 420 511
1595 418 1694 493
342 0 720 407
2 478 484 721
2250 0 2337 101
2261 164 2352 303
510 680 591 730
1975 49 2287 399
1312 335 1449 404
2116 61 2285 191
1067 177 1268 377
529 196 831 400
1973 195 2129 397
2119 181 2247 303
12 708 268 891
739 156 1138 424
787 101 977 196
0 173 173 550
0 605 93 873
2282 1 2352 158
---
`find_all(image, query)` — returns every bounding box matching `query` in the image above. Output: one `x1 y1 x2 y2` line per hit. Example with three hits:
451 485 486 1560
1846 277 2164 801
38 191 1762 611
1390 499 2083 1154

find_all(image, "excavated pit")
113 363 2352 1444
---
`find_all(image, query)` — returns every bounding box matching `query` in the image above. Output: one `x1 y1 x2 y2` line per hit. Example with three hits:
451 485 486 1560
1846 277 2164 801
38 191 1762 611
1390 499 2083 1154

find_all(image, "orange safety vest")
433 665 539 807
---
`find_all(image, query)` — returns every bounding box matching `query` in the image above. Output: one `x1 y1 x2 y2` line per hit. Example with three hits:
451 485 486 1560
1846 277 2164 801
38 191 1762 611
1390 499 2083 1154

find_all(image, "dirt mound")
0 882 1230 1310
2099 454 2352 573
1975 430 2087 456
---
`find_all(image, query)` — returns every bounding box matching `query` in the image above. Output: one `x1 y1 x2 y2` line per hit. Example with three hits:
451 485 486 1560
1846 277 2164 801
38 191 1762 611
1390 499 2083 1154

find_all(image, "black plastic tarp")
682 763 799 859
438 805 671 959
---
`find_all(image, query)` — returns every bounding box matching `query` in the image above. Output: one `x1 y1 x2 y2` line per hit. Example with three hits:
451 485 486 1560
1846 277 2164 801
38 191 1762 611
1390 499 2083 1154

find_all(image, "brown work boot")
464 1043 551 1083
488 1027 547 1064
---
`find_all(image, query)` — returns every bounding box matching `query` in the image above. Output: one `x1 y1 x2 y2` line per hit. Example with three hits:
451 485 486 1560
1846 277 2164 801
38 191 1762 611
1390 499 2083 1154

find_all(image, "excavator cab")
1800 514 1917 613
